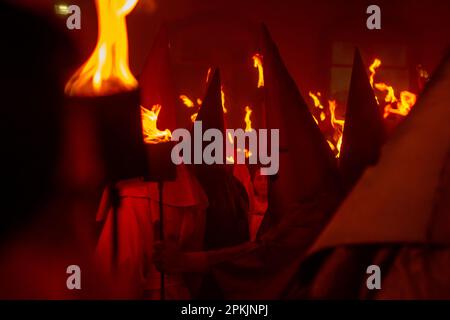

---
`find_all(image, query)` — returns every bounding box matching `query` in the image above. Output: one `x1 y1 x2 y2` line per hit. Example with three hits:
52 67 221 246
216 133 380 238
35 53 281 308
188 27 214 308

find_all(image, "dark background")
7 0 450 131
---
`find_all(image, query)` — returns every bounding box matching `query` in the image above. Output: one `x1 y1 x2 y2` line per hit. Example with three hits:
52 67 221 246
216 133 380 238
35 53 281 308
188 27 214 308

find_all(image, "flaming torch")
139 24 179 299
140 103 176 301
65 0 139 97
63 0 147 274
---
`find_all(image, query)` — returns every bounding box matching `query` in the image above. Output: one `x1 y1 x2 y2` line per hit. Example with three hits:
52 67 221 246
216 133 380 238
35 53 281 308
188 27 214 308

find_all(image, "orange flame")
308 92 344 157
328 100 344 158
180 95 195 108
375 82 397 104
308 58 419 158
369 58 417 118
369 58 381 88
206 67 212 83
384 91 417 118
181 68 228 122
309 92 324 109
179 94 202 122
190 113 198 122
309 91 327 123
221 87 228 114
244 106 253 132
141 105 172 144
65 0 139 96
252 54 264 88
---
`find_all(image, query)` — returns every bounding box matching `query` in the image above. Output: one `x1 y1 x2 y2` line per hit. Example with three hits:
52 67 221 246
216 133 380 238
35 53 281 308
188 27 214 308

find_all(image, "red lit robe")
95 164 208 299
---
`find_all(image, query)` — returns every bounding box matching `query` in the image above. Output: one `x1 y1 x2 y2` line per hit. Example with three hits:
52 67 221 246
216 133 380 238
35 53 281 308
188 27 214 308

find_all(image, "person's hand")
152 240 184 273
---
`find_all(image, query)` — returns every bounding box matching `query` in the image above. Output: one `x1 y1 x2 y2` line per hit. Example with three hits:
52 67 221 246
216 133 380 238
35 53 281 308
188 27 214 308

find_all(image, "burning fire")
309 92 326 122
369 58 381 88
369 58 417 118
141 105 172 144
308 57 420 158
180 68 229 122
244 106 253 132
328 100 344 158
190 113 198 122
179 93 200 122
252 54 264 88
221 87 228 114
308 92 344 158
180 95 195 108
226 115 253 164
65 0 139 96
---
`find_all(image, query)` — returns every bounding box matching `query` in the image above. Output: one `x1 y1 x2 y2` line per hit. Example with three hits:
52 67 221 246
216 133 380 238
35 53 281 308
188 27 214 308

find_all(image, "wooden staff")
158 181 165 300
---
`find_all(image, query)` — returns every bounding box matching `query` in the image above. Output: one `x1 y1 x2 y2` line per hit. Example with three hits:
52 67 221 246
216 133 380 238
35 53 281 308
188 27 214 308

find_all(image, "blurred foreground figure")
95 165 207 299
0 3 102 298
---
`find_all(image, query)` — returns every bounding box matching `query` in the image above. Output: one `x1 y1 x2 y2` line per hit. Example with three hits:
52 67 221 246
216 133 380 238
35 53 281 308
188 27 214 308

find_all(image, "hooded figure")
153 25 343 300
94 27 208 299
192 69 250 251
339 49 385 191
186 69 250 299
256 25 342 239
291 52 450 299
139 24 177 133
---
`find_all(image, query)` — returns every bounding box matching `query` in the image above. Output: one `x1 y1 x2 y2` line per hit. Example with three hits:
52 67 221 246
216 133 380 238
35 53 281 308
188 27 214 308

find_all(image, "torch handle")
110 184 120 269
158 181 165 301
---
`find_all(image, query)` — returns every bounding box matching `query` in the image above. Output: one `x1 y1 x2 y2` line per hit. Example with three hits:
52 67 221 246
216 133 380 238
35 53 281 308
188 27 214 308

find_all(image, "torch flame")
328 99 344 158
375 82 397 104
180 95 195 108
179 94 202 122
206 67 212 83
244 106 253 132
141 105 172 144
369 58 417 118
369 58 381 88
309 92 325 110
252 53 264 88
221 87 228 114
65 0 139 96
190 113 198 122
309 91 327 123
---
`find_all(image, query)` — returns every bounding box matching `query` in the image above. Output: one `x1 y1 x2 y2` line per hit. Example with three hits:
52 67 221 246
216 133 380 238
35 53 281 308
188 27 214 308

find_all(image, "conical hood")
139 25 177 132
191 68 249 254
339 48 385 189
194 68 226 134
257 24 342 237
